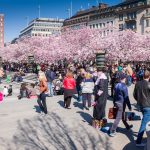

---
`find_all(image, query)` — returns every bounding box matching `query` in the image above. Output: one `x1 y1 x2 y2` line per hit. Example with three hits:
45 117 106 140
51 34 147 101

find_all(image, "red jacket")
63 77 76 90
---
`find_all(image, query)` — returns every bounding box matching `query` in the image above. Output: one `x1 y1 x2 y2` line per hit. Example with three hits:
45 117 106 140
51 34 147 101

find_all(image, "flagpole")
38 5 41 18
71 1 72 17
25 16 29 27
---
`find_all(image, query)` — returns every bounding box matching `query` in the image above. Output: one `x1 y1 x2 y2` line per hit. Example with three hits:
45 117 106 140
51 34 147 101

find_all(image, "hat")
119 73 127 80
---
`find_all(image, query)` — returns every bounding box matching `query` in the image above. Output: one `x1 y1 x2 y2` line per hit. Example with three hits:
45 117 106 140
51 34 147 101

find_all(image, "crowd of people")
0 61 150 148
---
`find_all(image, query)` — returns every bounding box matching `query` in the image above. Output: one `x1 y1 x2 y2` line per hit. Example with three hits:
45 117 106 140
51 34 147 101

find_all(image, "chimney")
99 3 108 9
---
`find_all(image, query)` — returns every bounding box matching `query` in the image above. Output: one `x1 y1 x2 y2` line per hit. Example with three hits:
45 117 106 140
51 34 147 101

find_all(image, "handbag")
108 107 118 119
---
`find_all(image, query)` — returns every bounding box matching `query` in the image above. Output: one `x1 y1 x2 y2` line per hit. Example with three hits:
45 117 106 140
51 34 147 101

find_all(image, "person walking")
134 70 150 147
37 72 48 114
81 72 94 110
63 71 76 109
109 73 133 137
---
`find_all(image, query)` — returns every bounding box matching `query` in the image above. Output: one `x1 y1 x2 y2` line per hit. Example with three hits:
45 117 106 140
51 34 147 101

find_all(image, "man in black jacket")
134 70 150 147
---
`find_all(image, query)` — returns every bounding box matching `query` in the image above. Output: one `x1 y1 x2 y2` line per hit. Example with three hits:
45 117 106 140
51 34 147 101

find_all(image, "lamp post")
28 55 34 73
95 49 106 69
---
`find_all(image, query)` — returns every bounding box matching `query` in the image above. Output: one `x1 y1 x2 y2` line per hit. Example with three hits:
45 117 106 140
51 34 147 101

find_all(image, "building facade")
19 18 64 38
63 0 150 35
0 14 4 48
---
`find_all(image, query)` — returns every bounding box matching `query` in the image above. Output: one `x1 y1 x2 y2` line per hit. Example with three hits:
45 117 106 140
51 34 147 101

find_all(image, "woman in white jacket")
81 73 94 110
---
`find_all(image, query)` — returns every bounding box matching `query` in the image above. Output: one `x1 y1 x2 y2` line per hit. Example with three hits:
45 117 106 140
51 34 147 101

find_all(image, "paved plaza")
0 78 146 150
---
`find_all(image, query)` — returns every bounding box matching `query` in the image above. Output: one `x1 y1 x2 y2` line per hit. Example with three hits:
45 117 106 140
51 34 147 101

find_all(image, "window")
107 30 109 35
127 12 136 20
90 25 92 29
96 24 98 28
93 24 95 28
111 21 113 26
146 20 149 27
99 23 102 28
119 24 123 31
103 31 106 36
133 12 137 19
103 23 105 28
119 14 123 21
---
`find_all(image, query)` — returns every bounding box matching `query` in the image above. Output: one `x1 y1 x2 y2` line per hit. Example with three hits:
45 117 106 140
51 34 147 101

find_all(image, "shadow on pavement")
73 101 83 110
117 127 135 142
77 111 93 124
57 100 64 108
123 142 145 150
0 113 113 150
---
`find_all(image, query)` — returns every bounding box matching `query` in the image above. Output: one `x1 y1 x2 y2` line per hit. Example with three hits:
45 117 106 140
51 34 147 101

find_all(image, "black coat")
93 78 108 120
134 80 150 108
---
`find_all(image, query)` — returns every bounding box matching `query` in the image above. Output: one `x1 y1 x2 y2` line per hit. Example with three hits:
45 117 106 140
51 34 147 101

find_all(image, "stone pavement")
0 80 146 150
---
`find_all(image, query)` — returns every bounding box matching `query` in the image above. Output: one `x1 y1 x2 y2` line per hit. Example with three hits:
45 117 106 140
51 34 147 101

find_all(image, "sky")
0 0 121 42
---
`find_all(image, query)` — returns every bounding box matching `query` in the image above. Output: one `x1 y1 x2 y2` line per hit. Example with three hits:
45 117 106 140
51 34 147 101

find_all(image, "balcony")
143 13 150 18
125 18 136 23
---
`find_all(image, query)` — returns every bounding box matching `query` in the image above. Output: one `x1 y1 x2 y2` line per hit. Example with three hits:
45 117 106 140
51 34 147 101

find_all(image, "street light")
95 49 106 69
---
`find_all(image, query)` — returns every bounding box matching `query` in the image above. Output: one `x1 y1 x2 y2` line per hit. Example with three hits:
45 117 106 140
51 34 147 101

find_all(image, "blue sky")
0 0 121 42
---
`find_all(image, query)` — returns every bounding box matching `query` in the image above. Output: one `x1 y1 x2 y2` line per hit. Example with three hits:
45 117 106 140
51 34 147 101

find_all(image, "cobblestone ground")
0 76 146 150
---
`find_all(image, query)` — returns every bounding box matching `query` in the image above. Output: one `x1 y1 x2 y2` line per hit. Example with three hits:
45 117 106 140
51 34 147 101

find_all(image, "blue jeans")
48 82 53 96
136 108 150 144
127 76 132 86
76 86 82 101
37 93 48 114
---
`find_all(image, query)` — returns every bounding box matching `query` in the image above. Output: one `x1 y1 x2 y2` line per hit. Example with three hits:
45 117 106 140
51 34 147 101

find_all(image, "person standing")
0 67 4 84
76 69 84 101
134 70 150 147
81 72 94 110
126 64 133 86
37 72 48 114
93 68 108 121
63 71 76 109
109 73 133 137
46 66 55 97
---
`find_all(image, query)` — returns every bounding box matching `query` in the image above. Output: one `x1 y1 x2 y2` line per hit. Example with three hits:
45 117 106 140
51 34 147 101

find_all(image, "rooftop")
29 18 65 25
65 0 147 20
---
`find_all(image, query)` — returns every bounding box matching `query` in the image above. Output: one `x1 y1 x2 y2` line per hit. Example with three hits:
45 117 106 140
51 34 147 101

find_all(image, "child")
8 85 12 96
3 86 8 97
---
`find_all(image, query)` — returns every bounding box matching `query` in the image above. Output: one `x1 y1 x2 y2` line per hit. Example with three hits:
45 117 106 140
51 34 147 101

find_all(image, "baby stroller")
53 79 63 95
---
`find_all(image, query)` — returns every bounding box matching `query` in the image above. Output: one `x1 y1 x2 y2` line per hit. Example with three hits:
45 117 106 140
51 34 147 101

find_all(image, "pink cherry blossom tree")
0 26 149 63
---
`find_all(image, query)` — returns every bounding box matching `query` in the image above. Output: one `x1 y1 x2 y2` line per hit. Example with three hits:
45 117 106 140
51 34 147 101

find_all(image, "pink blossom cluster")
0 27 150 63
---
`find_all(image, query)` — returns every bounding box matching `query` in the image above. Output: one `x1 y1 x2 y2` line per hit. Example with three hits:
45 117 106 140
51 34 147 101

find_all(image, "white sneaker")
136 143 146 147
109 131 116 137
